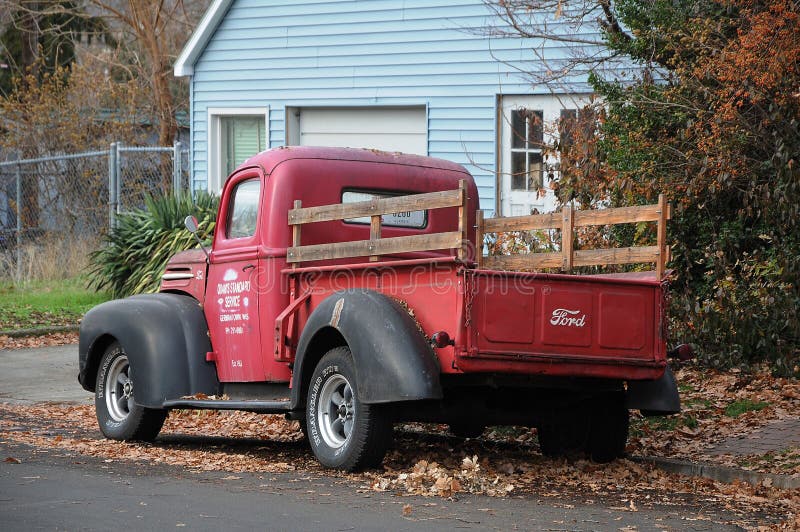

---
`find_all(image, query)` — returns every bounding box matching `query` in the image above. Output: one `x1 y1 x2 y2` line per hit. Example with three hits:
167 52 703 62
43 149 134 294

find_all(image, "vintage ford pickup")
79 146 683 471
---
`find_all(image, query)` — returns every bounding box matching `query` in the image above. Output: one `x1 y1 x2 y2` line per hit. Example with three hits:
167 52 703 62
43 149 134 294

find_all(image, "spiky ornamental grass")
89 191 218 298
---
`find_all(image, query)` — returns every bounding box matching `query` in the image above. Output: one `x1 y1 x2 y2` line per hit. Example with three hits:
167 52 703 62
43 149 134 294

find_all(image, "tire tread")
306 347 392 471
95 342 166 442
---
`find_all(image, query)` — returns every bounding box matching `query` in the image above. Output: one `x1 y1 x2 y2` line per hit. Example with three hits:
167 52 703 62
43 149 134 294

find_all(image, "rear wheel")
588 393 629 462
537 407 589 457
95 342 166 441
448 422 486 439
306 347 392 471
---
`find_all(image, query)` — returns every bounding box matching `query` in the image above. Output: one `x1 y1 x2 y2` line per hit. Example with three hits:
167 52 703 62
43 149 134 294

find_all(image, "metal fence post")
15 163 22 282
115 143 122 215
173 141 183 194
108 142 118 230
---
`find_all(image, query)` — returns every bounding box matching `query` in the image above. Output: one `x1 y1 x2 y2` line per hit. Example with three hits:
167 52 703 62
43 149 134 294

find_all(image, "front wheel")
306 347 392 471
95 342 166 441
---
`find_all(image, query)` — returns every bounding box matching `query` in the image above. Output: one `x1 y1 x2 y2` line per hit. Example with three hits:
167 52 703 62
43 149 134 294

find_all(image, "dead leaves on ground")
628 364 800 475
0 332 78 350
0 365 798 526
1 398 798 527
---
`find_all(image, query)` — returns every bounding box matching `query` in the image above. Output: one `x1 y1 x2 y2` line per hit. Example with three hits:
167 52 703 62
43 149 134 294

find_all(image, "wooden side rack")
476 195 671 278
287 182 670 279
286 180 469 266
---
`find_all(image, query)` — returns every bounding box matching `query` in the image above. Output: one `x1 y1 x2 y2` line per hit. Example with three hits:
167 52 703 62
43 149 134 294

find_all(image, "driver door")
206 169 265 382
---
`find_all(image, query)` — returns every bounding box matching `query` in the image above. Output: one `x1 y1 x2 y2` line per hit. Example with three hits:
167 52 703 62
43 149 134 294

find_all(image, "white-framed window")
499 95 593 216
208 107 268 192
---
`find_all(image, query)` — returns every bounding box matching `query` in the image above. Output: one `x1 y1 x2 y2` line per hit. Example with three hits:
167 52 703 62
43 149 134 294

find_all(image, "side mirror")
184 215 199 234
184 215 210 263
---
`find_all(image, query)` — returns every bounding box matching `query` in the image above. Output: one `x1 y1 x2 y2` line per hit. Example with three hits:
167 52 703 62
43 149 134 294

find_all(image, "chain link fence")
0 143 189 282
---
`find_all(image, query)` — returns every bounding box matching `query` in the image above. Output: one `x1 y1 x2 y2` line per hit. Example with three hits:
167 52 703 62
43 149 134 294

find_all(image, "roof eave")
173 0 234 78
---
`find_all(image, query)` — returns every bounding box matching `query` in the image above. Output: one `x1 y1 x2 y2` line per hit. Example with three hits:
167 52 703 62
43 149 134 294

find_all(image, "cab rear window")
342 190 427 229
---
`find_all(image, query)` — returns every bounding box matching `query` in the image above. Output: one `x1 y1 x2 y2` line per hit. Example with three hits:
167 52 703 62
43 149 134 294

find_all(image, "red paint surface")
160 147 667 384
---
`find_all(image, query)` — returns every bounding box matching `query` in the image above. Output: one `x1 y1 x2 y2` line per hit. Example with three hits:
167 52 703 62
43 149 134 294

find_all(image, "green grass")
630 413 698 437
0 278 110 331
684 398 713 409
737 448 799 472
724 399 769 418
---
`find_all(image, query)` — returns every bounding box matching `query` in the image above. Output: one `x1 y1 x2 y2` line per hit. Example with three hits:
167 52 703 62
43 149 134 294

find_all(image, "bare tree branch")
480 0 636 85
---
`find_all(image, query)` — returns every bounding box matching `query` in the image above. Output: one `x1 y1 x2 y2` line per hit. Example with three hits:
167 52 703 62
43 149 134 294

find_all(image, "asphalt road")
0 344 92 405
0 345 766 530
0 444 744 532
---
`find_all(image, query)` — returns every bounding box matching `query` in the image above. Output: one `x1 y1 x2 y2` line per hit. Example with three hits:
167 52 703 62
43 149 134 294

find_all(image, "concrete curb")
0 325 79 338
632 456 800 490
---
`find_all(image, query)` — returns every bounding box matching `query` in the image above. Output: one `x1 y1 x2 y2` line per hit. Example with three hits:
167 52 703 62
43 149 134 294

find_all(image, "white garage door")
297 107 427 155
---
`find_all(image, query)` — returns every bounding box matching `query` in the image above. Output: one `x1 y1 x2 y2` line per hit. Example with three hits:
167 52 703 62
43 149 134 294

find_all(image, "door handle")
242 264 255 272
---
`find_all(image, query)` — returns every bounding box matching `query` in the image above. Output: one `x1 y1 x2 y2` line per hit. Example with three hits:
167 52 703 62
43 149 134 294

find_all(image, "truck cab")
160 147 478 383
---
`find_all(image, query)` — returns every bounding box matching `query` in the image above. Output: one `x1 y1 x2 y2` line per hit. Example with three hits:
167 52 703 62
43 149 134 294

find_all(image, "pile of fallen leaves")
629 364 800 475
0 332 78 350
1 384 799 528
370 455 514 498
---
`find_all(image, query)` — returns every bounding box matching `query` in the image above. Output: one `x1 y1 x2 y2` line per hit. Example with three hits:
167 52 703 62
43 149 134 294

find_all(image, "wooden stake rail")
477 194 670 279
286 181 669 278
287 180 469 265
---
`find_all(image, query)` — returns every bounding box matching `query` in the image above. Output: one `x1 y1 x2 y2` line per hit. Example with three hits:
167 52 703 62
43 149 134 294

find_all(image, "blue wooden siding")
189 0 599 213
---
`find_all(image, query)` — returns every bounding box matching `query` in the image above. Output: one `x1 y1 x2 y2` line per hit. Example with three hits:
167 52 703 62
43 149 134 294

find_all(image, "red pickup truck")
79 146 682 471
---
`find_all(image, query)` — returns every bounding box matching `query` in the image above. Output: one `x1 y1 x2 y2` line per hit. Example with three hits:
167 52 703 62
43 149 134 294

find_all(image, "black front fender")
291 289 442 408
78 293 219 408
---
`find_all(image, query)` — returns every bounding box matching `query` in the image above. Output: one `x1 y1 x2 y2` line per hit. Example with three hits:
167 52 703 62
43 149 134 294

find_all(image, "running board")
162 399 292 414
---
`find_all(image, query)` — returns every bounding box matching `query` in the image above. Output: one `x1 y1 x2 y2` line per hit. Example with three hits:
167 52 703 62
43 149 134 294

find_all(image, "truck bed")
290 259 667 382
285 178 671 384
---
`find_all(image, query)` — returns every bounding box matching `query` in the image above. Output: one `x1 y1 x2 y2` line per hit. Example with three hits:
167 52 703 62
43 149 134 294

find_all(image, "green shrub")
89 191 218 298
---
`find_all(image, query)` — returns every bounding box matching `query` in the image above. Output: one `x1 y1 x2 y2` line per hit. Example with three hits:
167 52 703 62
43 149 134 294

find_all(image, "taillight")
667 344 694 361
430 331 454 349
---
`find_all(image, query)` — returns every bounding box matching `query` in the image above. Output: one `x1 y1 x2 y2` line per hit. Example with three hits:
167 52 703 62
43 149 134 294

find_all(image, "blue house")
175 0 601 216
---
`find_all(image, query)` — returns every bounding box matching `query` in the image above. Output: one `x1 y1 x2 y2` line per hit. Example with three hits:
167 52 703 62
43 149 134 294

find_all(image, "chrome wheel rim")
105 355 134 422
316 374 354 449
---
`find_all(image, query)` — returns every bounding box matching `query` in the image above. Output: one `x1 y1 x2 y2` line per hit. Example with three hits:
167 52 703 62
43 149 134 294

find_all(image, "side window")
559 107 596 151
227 178 260 239
510 108 544 191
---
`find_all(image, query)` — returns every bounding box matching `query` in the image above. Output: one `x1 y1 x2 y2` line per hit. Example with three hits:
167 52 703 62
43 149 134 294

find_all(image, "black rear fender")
627 366 681 415
291 289 442 409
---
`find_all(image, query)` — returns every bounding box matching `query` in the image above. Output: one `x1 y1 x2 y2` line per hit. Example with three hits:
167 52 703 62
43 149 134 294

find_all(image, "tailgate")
459 269 667 380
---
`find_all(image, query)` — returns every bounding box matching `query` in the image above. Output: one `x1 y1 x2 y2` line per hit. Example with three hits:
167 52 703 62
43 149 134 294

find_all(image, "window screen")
510 109 544 191
221 116 266 176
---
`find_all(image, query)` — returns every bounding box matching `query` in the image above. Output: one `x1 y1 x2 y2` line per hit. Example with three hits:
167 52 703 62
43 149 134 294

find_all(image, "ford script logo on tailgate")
550 308 587 327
